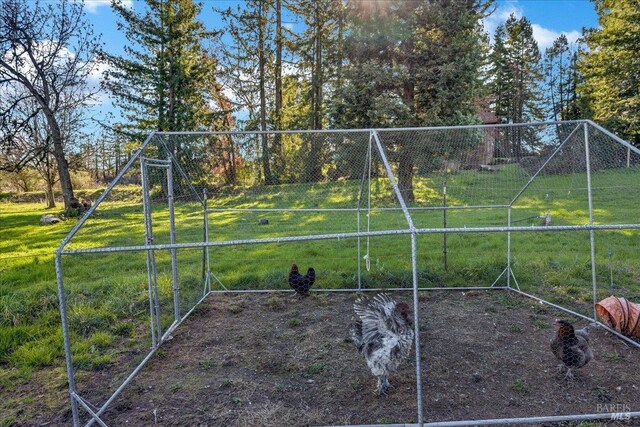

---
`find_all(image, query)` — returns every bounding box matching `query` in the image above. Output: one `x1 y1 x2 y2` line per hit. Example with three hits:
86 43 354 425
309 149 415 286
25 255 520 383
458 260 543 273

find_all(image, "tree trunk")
224 134 237 185
302 4 324 183
45 178 56 208
258 3 275 185
335 2 344 92
44 154 56 209
44 110 75 210
399 56 416 203
302 134 322 182
273 0 284 177
167 21 176 131
213 82 237 185
312 3 323 131
397 154 415 203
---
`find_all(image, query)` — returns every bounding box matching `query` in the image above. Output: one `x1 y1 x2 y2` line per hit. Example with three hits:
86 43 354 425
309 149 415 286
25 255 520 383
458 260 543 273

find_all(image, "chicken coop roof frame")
55 120 640 426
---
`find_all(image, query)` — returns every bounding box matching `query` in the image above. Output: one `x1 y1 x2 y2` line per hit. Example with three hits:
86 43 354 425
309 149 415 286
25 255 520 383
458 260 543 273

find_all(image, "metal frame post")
356 133 373 290
203 188 211 294
584 123 598 320
371 129 423 425
410 230 423 426
442 178 447 271
141 156 162 346
507 206 512 288
55 251 80 426
54 133 155 426
504 124 584 292
356 205 362 290
167 161 181 323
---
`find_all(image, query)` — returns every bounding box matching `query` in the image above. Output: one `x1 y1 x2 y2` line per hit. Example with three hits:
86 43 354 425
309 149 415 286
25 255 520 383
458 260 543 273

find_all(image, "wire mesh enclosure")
56 120 640 426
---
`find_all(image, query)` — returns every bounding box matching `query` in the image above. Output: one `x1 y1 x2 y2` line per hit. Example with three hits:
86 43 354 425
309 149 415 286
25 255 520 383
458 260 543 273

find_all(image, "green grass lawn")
1 164 639 425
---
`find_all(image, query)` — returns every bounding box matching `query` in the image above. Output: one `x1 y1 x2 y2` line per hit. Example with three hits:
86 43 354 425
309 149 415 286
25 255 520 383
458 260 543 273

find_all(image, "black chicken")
550 319 593 379
351 293 414 395
288 264 315 296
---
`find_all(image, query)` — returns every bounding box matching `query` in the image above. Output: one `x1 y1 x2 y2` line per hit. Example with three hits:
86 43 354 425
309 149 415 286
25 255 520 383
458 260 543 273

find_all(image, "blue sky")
487 0 598 49
81 0 599 130
83 0 599 52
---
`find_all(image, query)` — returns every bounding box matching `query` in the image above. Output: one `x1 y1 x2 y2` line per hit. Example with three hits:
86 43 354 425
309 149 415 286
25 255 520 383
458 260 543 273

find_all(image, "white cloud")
483 1 582 51
83 0 133 14
531 24 581 51
86 60 111 104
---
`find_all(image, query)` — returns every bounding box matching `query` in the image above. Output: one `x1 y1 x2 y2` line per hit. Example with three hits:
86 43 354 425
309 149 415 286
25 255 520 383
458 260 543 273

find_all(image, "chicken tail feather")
351 319 364 352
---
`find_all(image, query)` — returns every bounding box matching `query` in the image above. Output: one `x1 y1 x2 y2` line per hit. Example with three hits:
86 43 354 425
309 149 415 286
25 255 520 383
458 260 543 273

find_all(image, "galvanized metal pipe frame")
208 286 508 293
356 133 373 290
506 207 512 289
55 121 640 427
584 123 599 321
371 129 425 424
166 160 181 323
510 287 640 349
55 252 80 426
151 119 586 137
60 223 640 255
158 137 206 205
141 157 161 348
587 119 640 155
205 205 510 212
203 189 211 294
327 410 640 427
509 123 582 206
55 133 156 426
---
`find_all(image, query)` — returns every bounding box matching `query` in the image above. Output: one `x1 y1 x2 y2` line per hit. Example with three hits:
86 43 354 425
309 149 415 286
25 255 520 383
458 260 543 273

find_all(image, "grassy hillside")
1 165 639 425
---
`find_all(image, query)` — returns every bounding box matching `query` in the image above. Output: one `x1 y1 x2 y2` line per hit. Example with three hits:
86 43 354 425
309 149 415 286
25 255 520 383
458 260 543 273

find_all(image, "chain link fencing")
56 121 640 426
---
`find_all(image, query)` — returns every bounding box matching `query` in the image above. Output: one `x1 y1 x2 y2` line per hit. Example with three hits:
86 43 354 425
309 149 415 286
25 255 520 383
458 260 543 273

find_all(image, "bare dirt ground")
82 290 637 426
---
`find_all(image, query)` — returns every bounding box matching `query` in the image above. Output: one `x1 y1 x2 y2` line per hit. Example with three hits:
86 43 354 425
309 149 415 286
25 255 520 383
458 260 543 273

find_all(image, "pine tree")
272 0 284 176
544 35 570 122
543 35 584 122
330 0 490 201
579 0 640 146
103 0 216 138
102 0 219 194
489 14 544 159
285 0 344 182
413 0 488 124
215 0 286 184
489 25 513 124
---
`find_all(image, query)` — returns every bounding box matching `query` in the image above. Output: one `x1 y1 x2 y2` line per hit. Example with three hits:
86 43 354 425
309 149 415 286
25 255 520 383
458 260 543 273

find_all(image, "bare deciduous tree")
0 0 101 211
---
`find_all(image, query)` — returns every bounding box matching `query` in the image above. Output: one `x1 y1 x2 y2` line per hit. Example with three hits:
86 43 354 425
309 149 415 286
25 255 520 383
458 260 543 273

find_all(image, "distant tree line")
0 0 638 208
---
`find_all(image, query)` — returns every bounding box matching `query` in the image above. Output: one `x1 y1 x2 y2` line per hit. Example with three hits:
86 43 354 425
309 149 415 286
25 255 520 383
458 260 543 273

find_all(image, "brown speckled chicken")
550 319 593 379
351 294 414 395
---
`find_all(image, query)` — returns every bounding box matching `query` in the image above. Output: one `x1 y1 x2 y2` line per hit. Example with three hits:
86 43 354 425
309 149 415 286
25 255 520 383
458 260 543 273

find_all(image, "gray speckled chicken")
351 294 414 395
550 319 593 379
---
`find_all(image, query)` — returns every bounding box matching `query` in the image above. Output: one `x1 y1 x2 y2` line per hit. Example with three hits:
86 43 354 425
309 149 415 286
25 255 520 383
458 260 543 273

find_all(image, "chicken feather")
352 294 414 395
288 264 315 296
550 319 593 379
